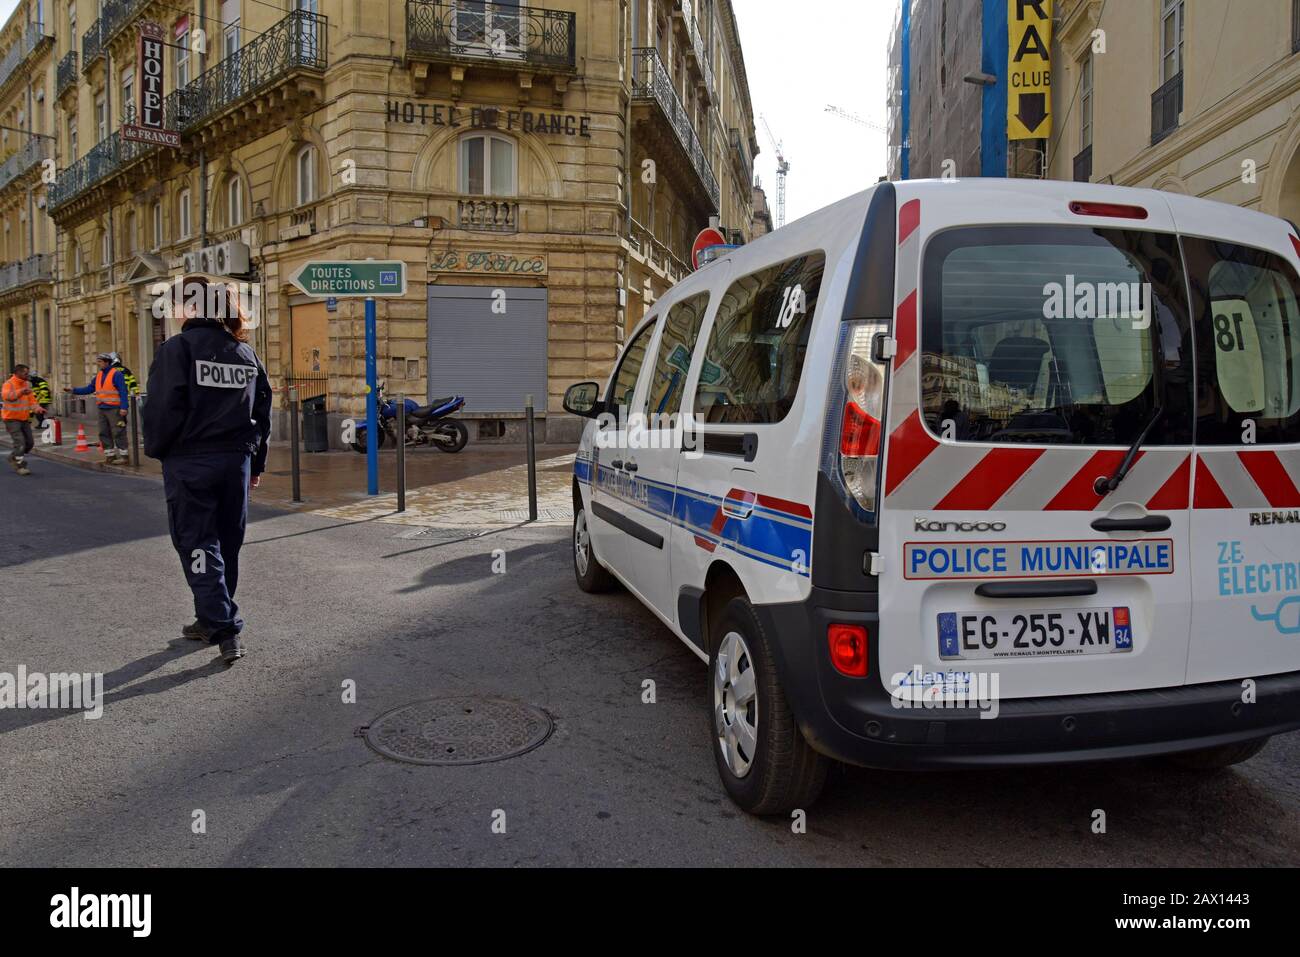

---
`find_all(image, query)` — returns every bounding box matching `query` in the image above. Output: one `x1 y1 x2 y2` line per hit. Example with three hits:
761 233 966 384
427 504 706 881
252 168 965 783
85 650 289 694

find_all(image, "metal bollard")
288 387 302 503
396 393 406 513
129 394 141 468
525 394 538 522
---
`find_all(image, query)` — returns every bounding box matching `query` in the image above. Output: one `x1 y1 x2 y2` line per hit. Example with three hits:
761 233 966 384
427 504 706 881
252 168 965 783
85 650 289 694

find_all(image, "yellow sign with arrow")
1007 0 1053 140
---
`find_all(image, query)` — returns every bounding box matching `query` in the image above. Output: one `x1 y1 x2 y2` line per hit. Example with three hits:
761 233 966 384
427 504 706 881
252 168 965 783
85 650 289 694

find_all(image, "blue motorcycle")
351 384 469 454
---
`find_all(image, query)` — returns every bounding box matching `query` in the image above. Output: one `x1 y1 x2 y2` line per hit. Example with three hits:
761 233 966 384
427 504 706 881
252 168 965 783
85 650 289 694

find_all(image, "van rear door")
876 194 1196 701
1172 210 1300 683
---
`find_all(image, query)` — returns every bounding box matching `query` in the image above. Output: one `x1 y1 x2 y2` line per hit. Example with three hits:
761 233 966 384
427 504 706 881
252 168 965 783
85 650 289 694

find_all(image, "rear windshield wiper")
1094 404 1163 496
1095 299 1166 497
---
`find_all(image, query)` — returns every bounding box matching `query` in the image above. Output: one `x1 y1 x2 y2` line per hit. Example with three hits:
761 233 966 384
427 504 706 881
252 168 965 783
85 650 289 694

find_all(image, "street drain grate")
359 697 554 766
496 507 570 522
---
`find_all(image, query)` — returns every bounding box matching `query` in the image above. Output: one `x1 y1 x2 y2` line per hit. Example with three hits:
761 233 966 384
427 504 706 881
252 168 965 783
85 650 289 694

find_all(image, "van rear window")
920 226 1193 446
1182 237 1300 445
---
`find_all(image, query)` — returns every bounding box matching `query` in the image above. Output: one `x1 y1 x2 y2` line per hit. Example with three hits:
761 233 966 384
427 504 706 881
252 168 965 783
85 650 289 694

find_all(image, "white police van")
562 178 1300 815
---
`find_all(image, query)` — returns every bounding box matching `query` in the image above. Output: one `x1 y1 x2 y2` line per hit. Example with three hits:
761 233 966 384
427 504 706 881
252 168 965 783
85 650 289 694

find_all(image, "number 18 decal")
776 284 806 329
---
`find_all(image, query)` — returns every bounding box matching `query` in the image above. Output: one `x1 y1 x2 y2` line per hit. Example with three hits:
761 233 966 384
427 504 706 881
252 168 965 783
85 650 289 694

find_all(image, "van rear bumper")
754 591 1300 770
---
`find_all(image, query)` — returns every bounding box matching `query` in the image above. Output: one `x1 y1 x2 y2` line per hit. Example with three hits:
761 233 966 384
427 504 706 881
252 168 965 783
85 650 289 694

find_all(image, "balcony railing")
0 137 47 193
628 217 690 283
57 50 77 95
674 0 713 96
0 22 53 92
50 11 328 214
81 17 102 70
1151 71 1182 145
0 253 54 292
729 128 752 188
632 47 719 211
1073 144 1092 183
102 0 155 45
458 198 518 232
177 11 326 131
406 0 576 72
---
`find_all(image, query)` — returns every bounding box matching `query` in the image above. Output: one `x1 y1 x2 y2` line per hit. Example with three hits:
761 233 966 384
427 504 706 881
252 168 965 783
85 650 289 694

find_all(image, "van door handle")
975 580 1099 599
1090 515 1171 533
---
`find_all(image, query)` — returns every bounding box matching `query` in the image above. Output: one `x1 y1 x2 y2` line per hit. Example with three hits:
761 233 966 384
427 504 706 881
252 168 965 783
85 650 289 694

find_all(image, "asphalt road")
2 459 1298 867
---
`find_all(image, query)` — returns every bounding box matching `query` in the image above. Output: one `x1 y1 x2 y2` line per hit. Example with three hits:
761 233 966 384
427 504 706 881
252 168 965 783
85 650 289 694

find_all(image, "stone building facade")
0 0 758 444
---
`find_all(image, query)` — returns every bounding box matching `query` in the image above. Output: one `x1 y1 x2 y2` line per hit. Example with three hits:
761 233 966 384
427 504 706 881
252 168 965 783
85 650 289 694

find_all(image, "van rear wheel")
1166 737 1269 770
709 596 828 815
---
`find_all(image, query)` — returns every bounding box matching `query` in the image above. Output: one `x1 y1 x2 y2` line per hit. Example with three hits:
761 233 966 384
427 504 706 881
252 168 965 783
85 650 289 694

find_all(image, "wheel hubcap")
714 630 758 778
574 510 590 576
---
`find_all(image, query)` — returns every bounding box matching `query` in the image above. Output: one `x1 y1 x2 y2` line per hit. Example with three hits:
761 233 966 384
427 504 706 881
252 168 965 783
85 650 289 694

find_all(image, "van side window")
692 252 825 424
608 319 656 421
642 292 710 420
1182 237 1300 444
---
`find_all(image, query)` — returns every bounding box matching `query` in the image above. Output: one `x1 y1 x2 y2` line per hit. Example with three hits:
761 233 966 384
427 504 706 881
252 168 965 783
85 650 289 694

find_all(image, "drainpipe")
199 0 207 248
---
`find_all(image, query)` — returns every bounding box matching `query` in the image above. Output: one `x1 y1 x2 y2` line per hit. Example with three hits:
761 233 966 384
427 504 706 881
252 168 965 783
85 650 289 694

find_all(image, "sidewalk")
2 422 576 529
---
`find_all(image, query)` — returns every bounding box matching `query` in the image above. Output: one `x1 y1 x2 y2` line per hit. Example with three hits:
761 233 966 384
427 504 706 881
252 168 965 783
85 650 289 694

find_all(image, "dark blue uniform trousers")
162 452 250 641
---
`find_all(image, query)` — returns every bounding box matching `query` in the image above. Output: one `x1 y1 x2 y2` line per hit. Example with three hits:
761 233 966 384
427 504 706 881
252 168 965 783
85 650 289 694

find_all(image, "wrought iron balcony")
458 198 518 232
406 1 576 72
0 253 54 293
0 22 53 93
50 11 328 216
81 18 103 70
57 50 77 96
1073 144 1092 183
102 0 155 45
729 128 753 188
0 137 47 193
1151 71 1182 145
673 1 713 96
632 47 719 212
176 10 327 133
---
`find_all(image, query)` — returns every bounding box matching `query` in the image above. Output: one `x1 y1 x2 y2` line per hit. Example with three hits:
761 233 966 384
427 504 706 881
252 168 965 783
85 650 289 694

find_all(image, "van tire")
573 503 616 593
709 597 828 815
1165 737 1269 771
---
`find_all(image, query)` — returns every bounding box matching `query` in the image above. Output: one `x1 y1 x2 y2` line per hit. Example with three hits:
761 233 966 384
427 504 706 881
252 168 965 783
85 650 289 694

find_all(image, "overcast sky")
0 0 894 222
738 0 894 224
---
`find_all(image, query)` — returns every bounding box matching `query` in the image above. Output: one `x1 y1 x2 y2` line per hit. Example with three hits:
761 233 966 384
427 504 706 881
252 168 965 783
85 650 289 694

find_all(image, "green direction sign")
289 260 407 298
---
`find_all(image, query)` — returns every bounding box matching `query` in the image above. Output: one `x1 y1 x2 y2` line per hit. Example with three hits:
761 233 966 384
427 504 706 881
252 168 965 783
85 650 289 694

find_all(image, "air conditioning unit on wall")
182 251 202 273
213 240 250 276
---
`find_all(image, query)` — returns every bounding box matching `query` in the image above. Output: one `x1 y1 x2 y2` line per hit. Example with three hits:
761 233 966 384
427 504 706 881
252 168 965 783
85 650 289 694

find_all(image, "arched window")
178 188 191 239
458 133 516 196
296 144 316 206
227 176 243 226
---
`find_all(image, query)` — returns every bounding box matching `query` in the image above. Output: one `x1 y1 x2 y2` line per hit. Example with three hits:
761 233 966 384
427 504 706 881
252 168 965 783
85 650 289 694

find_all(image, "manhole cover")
361 697 553 766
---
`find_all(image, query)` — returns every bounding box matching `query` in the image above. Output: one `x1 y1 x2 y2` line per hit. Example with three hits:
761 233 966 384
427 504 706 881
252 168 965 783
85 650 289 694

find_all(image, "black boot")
182 620 212 642
219 637 244 665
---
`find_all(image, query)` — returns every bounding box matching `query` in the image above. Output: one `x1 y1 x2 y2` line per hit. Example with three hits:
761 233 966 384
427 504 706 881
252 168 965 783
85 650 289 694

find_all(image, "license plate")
937 607 1133 660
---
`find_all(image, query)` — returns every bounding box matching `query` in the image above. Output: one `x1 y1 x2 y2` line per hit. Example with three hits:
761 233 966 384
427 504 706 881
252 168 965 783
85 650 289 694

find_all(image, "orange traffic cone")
74 425 90 453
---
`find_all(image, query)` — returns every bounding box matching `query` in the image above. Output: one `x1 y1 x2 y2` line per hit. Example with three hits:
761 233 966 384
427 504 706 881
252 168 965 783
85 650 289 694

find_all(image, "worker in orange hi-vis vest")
65 352 130 463
2 363 47 477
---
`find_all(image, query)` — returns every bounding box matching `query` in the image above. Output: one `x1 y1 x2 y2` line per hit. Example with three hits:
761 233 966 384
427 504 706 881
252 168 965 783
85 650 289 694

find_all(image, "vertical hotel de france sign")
122 21 181 148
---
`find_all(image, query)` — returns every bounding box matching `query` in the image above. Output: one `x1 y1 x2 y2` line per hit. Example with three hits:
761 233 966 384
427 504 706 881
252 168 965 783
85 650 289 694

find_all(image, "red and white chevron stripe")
1194 449 1300 509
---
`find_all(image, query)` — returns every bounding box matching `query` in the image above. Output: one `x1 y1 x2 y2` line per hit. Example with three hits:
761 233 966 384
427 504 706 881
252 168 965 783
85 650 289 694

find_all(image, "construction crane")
825 104 888 134
760 115 789 229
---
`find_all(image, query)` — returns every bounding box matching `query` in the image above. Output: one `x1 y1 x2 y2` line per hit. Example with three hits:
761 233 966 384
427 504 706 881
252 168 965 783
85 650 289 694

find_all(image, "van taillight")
1068 200 1148 220
841 401 881 457
828 624 869 677
839 323 888 513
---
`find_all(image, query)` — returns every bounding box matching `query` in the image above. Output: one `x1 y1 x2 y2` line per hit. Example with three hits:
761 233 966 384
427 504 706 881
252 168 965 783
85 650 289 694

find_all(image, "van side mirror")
563 381 604 418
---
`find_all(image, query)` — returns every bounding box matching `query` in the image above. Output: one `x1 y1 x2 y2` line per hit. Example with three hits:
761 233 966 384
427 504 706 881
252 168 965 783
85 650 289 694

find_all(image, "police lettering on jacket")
196 359 257 388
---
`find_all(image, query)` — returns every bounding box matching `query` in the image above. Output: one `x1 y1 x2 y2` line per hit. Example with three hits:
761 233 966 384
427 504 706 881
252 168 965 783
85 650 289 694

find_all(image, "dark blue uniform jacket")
143 318 273 475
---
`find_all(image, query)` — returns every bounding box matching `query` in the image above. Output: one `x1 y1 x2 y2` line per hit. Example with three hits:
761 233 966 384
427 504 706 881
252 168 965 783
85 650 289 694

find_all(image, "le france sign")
288 261 408 299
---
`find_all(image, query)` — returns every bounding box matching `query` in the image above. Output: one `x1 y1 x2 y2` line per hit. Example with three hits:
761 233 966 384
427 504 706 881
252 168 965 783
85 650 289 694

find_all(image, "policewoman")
144 275 271 665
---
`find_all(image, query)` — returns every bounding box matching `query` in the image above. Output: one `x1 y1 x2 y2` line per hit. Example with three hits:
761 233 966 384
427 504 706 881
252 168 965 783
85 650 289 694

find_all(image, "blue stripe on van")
574 454 812 577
